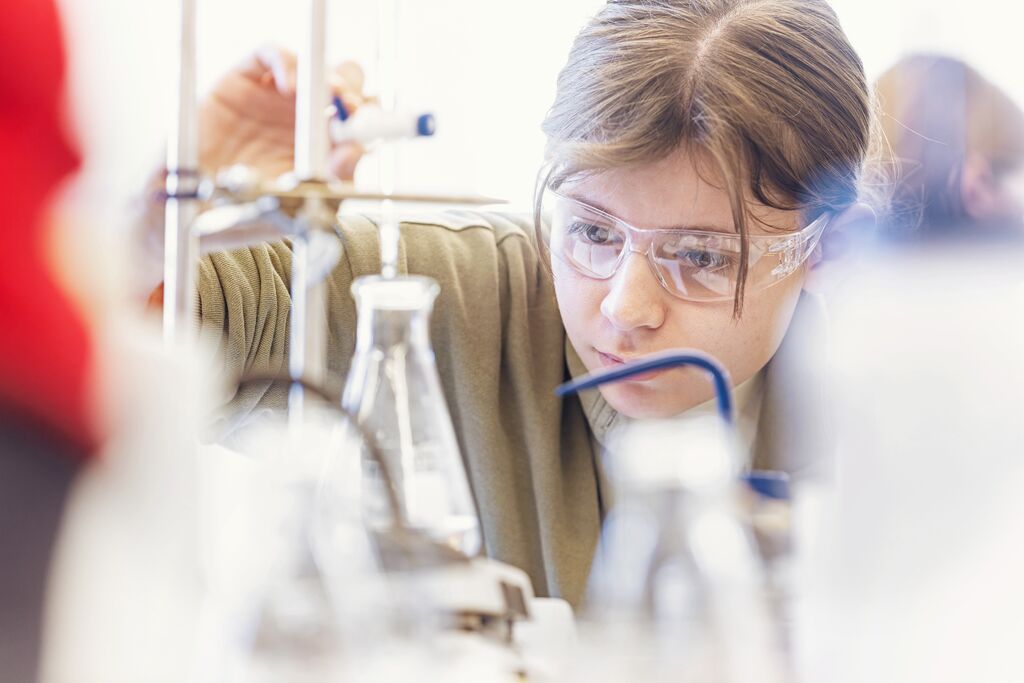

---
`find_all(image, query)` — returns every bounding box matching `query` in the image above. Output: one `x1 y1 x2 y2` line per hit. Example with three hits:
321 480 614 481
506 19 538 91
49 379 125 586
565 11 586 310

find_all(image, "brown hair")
875 54 1024 236
536 0 884 314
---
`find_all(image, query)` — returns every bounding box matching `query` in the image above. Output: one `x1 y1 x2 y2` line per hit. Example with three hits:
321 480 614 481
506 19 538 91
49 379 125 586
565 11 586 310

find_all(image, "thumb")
327 141 365 181
251 45 298 96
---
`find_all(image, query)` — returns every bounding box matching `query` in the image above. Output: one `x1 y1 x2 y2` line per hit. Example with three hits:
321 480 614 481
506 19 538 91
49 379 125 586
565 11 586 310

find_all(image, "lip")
595 350 663 382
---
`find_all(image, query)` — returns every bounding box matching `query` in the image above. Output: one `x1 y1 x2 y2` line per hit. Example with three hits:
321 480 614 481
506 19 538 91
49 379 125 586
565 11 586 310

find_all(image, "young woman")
182 0 881 606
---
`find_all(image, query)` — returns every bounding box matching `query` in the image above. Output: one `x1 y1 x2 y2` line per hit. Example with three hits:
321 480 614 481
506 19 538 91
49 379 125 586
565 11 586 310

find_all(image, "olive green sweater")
195 210 828 607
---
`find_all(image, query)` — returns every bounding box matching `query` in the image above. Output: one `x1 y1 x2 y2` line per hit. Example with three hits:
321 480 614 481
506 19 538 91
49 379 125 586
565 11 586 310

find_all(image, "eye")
676 249 732 269
567 221 614 245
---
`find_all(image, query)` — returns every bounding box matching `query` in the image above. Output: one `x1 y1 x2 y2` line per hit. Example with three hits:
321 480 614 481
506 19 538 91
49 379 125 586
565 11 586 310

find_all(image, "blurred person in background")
2 2 206 682
795 56 1024 680
0 1 99 679
875 54 1024 239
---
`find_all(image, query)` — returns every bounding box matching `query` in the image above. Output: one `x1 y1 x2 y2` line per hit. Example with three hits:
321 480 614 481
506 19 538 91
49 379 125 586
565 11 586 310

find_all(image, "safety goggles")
542 188 830 302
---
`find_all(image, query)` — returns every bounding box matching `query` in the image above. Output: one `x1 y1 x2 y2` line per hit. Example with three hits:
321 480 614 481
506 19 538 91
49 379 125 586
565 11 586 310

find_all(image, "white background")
55 0 1023 227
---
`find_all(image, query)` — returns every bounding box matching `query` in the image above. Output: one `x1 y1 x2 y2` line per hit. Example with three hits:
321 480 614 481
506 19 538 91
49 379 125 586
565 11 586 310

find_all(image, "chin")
597 383 681 420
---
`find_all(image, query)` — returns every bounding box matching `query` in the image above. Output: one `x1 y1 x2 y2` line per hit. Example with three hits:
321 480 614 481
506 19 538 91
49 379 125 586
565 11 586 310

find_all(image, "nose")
599 251 667 333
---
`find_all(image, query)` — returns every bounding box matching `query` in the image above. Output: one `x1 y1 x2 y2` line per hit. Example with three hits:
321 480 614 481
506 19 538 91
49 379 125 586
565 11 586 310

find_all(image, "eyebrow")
566 192 737 234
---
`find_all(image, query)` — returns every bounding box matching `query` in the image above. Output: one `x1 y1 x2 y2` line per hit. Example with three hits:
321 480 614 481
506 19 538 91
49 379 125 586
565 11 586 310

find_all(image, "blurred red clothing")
0 0 96 457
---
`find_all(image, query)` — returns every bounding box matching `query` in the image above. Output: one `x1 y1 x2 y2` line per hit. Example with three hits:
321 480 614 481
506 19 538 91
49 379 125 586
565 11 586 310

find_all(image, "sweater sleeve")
196 240 293 437
193 211 546 440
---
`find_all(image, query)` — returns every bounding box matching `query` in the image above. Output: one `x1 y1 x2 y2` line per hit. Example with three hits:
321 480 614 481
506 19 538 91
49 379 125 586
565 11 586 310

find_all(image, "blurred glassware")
195 404 387 683
794 243 1024 683
573 413 787 683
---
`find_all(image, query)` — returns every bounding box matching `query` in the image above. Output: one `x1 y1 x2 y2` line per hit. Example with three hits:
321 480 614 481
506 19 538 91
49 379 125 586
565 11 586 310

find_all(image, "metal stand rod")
289 0 330 420
288 235 309 385
378 0 400 279
295 0 329 181
163 0 199 346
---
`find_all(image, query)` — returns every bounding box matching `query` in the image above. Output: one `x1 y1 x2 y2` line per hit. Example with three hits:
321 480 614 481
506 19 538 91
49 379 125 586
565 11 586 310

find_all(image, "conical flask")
576 414 786 683
342 274 482 557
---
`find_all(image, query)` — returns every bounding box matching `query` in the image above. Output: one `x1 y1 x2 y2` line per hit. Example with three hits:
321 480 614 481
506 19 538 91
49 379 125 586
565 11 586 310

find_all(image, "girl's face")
552 148 809 419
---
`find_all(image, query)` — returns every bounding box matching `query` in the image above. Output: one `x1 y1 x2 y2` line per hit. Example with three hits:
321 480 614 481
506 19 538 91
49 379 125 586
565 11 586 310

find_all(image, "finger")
237 45 285 84
253 45 297 96
329 62 368 114
327 142 365 181
328 81 366 116
330 89 368 124
334 61 365 93
331 91 379 124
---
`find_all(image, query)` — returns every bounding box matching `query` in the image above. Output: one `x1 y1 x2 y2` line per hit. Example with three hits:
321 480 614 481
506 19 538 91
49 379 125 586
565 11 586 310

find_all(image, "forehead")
561 148 796 233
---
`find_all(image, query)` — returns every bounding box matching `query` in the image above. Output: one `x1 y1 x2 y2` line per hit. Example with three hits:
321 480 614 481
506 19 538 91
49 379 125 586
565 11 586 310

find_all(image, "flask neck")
358 309 432 350
351 275 438 351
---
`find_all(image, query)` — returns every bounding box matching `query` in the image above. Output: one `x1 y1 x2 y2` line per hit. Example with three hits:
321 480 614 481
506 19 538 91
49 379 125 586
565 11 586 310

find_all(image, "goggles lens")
545 189 828 302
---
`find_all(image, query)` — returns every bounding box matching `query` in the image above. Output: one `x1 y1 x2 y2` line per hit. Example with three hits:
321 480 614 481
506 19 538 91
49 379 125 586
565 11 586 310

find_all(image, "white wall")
55 0 603 227
55 0 1022 229
833 0 1022 92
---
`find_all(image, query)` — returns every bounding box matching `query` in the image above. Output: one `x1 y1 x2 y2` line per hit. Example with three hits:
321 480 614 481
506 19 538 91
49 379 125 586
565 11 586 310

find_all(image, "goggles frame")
543 188 831 303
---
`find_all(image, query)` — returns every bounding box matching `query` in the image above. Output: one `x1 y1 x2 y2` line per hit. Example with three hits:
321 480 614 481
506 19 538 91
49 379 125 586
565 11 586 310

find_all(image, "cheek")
615 277 804 416
706 274 805 382
552 261 604 333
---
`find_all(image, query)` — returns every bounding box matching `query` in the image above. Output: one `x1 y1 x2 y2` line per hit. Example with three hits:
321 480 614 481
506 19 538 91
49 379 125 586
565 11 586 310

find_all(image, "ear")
803 201 877 294
811 202 877 266
961 154 1014 221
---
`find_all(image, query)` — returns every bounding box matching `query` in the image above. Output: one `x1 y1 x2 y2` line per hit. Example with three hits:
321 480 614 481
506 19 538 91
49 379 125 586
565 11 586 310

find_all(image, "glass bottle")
342 274 481 557
575 414 786 683
197 407 375 683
